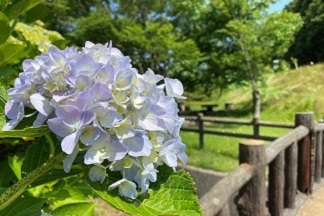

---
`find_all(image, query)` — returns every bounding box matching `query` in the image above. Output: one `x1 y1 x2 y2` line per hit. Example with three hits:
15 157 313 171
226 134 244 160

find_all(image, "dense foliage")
285 0 324 65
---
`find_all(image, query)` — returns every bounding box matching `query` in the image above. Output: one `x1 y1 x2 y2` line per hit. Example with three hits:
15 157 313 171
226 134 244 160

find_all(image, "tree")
286 0 324 65
211 0 303 123
42 0 203 92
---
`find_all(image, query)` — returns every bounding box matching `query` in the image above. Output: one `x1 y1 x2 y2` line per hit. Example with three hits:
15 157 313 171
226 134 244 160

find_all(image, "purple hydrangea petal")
81 110 95 125
5 100 24 120
113 117 136 139
3 101 24 131
70 54 103 78
89 82 112 102
84 148 104 165
74 75 93 90
80 126 100 146
3 118 22 131
61 131 80 154
30 93 53 116
95 107 123 128
177 152 188 164
33 113 48 127
89 165 106 183
161 152 178 167
47 118 75 137
138 111 165 132
107 137 128 161
108 179 137 199
56 105 83 125
123 132 152 157
63 146 79 173
164 78 186 99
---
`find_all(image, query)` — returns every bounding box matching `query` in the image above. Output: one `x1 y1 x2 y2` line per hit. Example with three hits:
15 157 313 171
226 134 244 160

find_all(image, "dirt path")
297 187 324 216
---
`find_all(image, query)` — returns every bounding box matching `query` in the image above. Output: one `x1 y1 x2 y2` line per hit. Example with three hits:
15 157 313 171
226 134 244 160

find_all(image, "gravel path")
297 187 324 216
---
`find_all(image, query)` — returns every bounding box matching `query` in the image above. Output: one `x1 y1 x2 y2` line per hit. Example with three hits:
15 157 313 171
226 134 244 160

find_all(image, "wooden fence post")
269 151 284 216
284 141 298 208
236 140 268 216
197 112 204 149
315 131 322 183
295 112 315 193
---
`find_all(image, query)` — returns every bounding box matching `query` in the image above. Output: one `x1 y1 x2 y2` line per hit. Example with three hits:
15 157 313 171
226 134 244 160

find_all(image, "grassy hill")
217 63 324 122
182 63 324 172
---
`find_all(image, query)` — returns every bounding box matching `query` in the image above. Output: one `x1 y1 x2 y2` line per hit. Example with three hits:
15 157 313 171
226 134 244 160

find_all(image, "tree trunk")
252 89 260 119
252 89 261 137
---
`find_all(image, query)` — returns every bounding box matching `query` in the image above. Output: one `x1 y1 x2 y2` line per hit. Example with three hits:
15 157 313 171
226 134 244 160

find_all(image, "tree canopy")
286 0 324 65
31 0 307 100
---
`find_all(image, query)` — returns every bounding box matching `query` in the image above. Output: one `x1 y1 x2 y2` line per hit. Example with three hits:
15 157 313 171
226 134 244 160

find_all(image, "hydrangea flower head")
3 41 187 199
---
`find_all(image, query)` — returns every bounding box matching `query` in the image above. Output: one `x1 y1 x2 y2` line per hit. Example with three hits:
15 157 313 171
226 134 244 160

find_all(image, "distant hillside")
191 63 324 122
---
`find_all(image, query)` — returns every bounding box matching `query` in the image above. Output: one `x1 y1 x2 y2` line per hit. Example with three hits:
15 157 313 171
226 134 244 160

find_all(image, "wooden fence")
181 113 294 149
199 112 324 216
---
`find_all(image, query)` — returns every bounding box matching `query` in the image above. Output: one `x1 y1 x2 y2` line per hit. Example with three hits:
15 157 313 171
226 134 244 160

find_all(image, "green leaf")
0 86 7 129
0 187 6 195
0 125 51 138
0 66 19 87
0 42 27 67
0 159 17 187
21 136 50 178
31 169 82 188
4 0 43 20
0 86 9 101
24 4 49 23
8 155 24 180
52 202 95 216
0 12 10 45
46 184 88 208
83 165 203 216
0 194 45 216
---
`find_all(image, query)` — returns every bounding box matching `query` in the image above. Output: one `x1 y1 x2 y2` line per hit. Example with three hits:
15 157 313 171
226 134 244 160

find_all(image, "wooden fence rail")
181 113 294 148
200 112 324 216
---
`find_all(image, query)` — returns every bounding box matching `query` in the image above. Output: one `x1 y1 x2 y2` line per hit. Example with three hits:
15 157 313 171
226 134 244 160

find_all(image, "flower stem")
44 133 55 158
0 153 65 211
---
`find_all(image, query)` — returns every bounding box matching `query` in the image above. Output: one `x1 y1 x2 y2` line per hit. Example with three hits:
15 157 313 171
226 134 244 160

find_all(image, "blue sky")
268 0 293 13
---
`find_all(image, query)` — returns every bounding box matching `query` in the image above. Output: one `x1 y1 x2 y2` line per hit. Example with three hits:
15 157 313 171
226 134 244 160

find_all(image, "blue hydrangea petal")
63 146 79 173
47 118 74 137
95 107 122 128
30 93 53 116
4 100 24 120
123 132 152 157
80 126 100 146
70 54 103 78
108 179 137 199
89 82 112 102
107 137 128 161
56 105 83 125
84 148 104 165
89 165 106 183
3 101 24 131
161 152 178 168
61 131 80 154
33 113 48 127
164 78 186 99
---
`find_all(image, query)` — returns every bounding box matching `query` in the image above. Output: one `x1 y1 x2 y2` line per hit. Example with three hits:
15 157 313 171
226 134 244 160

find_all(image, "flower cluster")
3 42 187 199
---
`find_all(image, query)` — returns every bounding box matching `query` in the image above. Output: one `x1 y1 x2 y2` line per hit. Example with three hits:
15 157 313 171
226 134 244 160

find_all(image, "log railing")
181 113 294 149
200 112 324 216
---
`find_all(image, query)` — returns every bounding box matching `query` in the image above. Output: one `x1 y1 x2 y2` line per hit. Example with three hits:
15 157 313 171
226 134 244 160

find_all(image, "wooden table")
201 104 218 112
